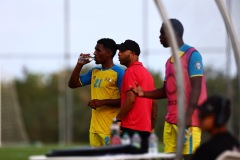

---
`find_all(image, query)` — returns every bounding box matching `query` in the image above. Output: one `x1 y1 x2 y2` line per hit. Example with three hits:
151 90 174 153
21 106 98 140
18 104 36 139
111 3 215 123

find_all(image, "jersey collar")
128 61 143 68
170 44 188 63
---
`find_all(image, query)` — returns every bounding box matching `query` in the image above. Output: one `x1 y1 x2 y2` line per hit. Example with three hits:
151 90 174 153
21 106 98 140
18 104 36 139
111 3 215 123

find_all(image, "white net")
1 80 29 145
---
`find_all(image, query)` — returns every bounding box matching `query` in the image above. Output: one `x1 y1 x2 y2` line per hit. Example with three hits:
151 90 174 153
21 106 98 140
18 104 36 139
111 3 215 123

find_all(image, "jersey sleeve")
116 69 124 90
79 69 93 86
188 51 204 77
112 65 125 90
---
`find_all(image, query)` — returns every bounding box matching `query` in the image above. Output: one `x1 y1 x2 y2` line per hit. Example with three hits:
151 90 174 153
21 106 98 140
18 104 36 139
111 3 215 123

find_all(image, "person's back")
192 96 240 160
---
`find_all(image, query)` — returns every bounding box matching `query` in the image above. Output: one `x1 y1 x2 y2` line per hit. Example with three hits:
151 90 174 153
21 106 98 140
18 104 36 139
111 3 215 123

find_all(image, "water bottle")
148 132 159 154
78 54 94 63
121 132 131 145
110 118 121 145
131 132 141 149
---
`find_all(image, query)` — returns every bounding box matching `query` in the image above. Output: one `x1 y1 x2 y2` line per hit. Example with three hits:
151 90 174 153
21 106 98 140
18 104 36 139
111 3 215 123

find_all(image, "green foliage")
150 70 167 142
205 67 228 96
16 73 58 143
15 69 94 143
13 67 240 144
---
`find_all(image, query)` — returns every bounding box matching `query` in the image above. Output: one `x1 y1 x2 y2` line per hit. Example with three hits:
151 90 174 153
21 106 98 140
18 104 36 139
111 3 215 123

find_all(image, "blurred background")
0 0 240 158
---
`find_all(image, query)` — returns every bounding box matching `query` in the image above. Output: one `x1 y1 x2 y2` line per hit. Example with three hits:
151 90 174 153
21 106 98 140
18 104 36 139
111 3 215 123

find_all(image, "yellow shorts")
89 132 110 147
163 121 201 155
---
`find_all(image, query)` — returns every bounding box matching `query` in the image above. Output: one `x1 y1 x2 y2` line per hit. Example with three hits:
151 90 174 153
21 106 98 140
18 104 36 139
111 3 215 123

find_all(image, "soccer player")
192 95 240 160
115 39 158 153
68 38 124 147
130 19 207 159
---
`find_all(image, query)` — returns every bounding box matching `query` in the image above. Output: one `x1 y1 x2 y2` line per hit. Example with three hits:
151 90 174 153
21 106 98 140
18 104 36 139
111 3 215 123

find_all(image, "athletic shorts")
89 132 110 147
163 121 201 155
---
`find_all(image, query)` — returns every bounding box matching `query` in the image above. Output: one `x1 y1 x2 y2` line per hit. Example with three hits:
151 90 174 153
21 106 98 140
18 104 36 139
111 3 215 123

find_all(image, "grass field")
0 145 71 160
0 144 164 160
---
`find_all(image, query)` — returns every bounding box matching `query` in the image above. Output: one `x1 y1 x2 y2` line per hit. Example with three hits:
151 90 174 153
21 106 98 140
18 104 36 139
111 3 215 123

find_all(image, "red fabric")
165 48 207 126
121 62 155 132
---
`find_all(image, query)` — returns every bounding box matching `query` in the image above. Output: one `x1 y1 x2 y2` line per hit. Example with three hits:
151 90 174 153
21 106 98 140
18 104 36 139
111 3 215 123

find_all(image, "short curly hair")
163 19 184 38
97 38 117 58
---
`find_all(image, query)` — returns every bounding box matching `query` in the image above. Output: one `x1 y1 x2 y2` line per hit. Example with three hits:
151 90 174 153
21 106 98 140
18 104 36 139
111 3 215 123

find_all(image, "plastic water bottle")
121 132 131 145
110 118 121 145
131 132 141 149
78 55 94 63
148 132 159 154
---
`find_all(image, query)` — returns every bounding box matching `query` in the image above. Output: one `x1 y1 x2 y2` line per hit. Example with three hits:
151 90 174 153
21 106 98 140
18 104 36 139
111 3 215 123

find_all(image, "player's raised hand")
129 81 144 97
78 53 92 65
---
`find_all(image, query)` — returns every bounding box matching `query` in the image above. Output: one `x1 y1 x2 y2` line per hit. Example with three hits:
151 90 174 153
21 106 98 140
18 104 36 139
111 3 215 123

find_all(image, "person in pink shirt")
130 19 207 160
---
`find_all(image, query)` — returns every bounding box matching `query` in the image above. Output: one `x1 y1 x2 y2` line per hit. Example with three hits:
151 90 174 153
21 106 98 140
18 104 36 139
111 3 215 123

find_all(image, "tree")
13 67 240 143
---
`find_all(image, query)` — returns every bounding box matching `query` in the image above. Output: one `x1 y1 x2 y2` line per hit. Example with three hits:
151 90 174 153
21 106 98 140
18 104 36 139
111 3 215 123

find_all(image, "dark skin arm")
185 76 202 127
130 81 167 99
68 63 84 88
88 99 121 110
68 53 91 88
151 100 158 130
116 91 136 121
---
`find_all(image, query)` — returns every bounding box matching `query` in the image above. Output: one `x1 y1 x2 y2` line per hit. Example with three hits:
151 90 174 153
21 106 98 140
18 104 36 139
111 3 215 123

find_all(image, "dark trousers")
120 127 150 153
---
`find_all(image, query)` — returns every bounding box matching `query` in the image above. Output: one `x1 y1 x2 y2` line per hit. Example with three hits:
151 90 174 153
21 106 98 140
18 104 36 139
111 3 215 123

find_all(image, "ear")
106 49 112 57
131 51 136 58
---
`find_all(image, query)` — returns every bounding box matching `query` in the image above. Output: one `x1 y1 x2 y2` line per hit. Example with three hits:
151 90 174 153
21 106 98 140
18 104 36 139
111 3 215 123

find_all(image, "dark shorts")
120 127 150 153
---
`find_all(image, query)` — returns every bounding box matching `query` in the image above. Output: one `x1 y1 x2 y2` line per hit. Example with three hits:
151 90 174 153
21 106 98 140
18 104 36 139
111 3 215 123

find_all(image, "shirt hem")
165 120 200 127
190 74 203 78
79 78 83 86
120 125 151 133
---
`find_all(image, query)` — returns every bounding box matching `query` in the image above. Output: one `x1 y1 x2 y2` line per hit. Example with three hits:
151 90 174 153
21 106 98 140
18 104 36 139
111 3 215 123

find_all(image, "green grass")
0 143 164 160
0 145 73 160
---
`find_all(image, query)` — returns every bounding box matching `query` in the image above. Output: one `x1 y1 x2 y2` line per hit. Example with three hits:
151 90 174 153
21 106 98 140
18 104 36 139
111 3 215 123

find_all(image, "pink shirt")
165 47 207 126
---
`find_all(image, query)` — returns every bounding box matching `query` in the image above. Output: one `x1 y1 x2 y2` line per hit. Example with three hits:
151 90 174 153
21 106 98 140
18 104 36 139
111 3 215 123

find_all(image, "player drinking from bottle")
68 38 124 146
130 19 207 159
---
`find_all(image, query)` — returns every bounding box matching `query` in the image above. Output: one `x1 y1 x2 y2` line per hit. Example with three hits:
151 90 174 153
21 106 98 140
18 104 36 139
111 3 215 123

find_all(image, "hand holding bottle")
78 53 94 65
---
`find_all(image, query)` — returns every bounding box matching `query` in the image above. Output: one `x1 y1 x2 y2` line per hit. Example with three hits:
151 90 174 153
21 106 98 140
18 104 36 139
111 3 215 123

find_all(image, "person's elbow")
127 98 135 107
123 98 135 112
68 81 75 89
68 80 80 89
128 93 136 105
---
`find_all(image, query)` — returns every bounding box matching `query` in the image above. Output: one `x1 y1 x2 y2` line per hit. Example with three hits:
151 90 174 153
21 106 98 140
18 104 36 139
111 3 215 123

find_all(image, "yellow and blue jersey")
79 65 124 134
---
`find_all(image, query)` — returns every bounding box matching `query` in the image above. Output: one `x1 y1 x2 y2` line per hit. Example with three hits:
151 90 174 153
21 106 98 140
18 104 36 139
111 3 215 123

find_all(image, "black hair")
163 19 184 38
199 95 231 127
97 38 117 58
